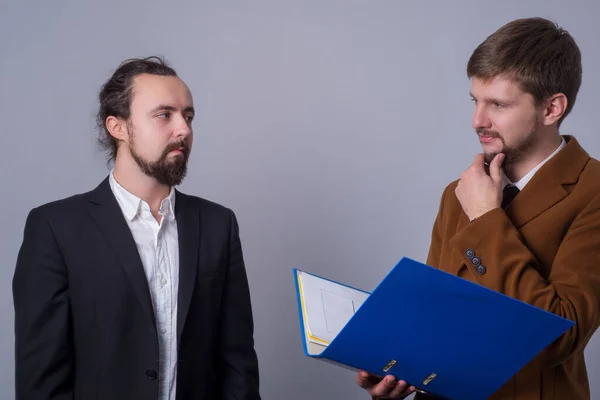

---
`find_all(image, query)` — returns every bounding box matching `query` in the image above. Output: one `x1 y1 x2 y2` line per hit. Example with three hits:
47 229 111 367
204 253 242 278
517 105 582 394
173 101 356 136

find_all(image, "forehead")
470 76 529 100
130 74 193 110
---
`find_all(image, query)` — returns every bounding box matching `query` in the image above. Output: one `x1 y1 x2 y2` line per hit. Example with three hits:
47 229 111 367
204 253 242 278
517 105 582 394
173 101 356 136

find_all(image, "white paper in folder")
297 271 369 345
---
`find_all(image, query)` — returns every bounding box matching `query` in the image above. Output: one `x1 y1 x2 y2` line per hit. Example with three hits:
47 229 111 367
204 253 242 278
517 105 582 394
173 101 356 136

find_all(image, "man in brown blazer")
357 17 600 400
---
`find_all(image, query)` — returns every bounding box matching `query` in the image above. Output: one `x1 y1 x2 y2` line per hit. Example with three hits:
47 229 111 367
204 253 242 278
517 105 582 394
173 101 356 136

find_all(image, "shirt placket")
156 213 173 398
139 209 170 399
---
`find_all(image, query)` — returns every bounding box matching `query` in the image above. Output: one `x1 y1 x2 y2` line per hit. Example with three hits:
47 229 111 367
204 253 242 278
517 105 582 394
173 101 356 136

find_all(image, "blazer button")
476 265 487 275
146 369 157 380
464 249 475 259
471 257 481 266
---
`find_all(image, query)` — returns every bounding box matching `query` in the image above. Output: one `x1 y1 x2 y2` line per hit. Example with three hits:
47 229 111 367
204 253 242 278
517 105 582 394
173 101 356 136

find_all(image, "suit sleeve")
426 184 450 268
219 209 261 400
449 192 600 367
12 207 74 400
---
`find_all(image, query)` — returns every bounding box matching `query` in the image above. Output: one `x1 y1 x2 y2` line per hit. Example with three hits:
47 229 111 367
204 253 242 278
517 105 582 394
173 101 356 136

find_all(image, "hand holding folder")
356 370 416 399
293 257 575 400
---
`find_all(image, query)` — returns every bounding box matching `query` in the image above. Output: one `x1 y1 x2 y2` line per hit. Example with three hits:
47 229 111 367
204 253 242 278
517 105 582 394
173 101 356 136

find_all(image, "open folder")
293 257 574 400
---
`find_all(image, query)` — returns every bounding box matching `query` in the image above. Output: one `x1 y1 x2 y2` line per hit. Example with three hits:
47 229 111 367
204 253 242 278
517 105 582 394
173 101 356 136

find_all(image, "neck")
505 131 562 182
113 153 171 214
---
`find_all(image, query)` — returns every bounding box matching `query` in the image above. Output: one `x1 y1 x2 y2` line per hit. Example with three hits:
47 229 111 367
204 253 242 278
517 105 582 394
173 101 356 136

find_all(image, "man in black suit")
12 56 261 400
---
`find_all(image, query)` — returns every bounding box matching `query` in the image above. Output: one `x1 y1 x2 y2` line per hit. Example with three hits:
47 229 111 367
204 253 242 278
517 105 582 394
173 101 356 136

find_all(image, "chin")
482 141 503 156
483 151 500 164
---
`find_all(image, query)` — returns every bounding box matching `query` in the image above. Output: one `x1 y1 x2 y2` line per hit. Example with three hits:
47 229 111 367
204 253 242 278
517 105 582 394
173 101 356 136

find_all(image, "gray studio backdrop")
2 1 600 399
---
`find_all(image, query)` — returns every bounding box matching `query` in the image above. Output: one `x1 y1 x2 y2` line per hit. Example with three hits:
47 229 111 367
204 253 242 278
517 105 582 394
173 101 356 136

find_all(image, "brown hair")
467 17 582 126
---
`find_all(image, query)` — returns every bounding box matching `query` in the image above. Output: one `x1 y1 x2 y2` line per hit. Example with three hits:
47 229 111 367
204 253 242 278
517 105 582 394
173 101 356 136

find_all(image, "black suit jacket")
12 177 261 399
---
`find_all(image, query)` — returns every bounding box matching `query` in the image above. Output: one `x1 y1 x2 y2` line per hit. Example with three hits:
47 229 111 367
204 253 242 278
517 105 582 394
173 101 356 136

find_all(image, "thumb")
489 153 505 184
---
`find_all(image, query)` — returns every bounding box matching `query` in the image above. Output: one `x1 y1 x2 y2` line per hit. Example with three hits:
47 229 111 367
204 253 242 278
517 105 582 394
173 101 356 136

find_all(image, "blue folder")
293 257 575 400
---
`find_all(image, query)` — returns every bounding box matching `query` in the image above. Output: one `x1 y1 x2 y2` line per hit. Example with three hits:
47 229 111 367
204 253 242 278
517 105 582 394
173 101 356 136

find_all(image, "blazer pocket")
196 268 225 280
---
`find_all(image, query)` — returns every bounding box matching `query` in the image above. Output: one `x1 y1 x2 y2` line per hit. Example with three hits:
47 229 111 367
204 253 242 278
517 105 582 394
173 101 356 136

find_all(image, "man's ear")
542 93 568 126
106 116 128 143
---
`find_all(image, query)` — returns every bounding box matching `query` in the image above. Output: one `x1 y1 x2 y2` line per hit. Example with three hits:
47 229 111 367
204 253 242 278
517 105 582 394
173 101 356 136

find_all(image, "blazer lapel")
86 177 156 327
175 191 200 341
507 135 589 228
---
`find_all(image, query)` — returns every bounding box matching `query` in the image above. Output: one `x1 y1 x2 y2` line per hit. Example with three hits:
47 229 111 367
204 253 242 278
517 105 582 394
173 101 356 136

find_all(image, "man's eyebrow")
469 93 512 105
150 104 176 114
149 105 195 114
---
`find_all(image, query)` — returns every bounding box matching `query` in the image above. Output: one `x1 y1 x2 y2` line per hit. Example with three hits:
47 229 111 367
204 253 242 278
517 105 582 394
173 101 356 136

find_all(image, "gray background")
2 1 600 399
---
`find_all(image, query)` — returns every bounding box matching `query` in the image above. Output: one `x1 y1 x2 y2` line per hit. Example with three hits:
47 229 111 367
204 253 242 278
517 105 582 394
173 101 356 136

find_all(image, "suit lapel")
507 135 589 228
175 191 200 341
86 177 156 327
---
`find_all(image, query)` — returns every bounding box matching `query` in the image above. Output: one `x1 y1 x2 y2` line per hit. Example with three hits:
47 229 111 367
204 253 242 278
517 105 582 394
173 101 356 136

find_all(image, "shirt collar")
109 170 176 221
501 136 566 190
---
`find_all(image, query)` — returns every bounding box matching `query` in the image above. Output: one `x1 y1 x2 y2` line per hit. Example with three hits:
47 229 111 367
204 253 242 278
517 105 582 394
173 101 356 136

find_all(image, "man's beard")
128 127 190 187
478 116 539 167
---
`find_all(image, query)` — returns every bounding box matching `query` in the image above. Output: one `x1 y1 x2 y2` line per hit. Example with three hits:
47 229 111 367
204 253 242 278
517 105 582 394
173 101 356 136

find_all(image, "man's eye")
493 103 505 109
185 115 194 122
158 112 170 119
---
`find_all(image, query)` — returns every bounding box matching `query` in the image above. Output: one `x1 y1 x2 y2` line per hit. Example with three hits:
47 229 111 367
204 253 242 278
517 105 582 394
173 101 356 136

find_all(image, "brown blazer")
418 135 600 400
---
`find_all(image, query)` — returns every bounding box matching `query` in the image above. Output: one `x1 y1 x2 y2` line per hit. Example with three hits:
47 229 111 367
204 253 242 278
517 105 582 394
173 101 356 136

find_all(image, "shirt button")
161 278 167 285
471 257 481 266
476 265 487 275
465 249 475 259
146 369 157 380
161 328 167 334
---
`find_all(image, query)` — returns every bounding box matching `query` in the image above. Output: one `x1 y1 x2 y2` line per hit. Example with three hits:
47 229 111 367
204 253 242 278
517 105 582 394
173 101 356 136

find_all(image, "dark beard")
478 118 538 168
129 132 190 187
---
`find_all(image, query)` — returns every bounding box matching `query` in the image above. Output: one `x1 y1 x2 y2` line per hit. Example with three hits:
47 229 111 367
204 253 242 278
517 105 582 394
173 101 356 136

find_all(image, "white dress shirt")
109 171 179 400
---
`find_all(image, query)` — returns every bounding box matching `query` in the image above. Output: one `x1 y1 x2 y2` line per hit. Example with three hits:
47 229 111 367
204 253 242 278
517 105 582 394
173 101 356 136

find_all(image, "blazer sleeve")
12 207 74 400
449 192 600 368
426 184 451 268
218 209 261 400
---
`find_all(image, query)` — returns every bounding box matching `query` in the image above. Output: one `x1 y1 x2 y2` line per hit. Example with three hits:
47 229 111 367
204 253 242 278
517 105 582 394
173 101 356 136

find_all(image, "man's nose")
174 114 192 138
472 105 491 130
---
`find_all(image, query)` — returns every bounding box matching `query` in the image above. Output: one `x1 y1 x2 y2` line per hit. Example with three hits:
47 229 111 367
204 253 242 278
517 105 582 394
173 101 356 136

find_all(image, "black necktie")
501 184 520 209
